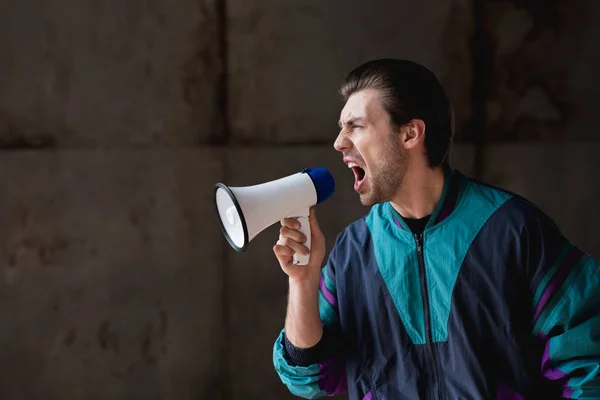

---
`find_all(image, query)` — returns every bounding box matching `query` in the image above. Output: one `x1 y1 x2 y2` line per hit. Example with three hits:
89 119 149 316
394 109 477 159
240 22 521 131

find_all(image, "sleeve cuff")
283 329 331 367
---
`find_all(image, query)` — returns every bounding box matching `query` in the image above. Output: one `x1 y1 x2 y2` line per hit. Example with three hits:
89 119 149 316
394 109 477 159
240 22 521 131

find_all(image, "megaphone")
214 168 335 265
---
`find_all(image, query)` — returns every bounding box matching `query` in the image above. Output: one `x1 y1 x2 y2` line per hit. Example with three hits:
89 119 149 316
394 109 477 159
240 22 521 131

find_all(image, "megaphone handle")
291 207 311 266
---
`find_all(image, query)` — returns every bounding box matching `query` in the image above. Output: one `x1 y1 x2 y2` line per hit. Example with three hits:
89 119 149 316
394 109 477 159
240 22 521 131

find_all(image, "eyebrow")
338 118 365 128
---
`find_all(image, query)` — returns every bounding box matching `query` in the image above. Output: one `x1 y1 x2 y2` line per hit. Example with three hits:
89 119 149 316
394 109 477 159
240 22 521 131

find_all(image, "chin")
358 193 376 207
358 185 390 206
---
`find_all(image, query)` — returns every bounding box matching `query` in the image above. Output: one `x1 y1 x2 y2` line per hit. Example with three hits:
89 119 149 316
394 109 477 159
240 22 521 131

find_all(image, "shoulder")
465 176 561 235
326 210 373 265
334 212 371 247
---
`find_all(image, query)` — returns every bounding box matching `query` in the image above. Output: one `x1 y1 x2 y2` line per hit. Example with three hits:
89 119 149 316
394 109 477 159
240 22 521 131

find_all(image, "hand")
273 208 326 283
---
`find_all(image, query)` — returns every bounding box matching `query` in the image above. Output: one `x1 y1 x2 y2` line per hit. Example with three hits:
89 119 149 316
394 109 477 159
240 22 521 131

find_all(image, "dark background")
1 0 599 399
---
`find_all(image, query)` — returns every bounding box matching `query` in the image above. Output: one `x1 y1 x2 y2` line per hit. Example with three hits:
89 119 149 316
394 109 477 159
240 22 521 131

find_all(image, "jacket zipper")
415 233 442 400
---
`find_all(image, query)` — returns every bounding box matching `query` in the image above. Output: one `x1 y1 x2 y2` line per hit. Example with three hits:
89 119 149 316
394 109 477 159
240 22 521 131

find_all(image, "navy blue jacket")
273 166 600 399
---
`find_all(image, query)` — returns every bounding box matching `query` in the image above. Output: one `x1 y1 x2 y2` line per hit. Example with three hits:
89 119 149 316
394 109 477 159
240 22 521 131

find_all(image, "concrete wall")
0 0 221 147
0 150 224 399
228 0 474 144
0 0 599 399
484 1 600 141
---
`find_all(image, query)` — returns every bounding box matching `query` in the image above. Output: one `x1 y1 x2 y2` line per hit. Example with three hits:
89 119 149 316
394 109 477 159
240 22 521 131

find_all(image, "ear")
401 119 426 150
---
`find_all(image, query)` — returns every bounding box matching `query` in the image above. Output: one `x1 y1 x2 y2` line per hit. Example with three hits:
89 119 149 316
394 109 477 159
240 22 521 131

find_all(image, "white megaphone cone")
214 167 335 265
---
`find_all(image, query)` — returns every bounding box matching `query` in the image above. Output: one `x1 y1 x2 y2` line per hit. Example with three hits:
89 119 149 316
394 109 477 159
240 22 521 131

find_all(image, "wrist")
288 273 320 289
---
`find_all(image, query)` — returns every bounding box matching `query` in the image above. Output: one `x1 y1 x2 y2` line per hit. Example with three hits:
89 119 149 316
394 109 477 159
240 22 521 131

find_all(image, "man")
272 59 600 399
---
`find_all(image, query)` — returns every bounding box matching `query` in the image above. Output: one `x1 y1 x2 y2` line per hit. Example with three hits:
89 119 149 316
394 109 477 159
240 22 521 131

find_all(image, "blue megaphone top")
302 167 335 204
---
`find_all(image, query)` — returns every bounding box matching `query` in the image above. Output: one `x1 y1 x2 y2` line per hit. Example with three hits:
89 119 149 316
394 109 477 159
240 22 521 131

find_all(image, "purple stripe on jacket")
392 214 404 230
533 247 584 322
541 339 573 397
318 358 347 395
496 382 526 400
319 275 338 309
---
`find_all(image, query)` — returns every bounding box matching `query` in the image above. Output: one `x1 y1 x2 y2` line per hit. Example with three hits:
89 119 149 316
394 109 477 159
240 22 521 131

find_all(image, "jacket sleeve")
272 245 347 399
526 209 600 399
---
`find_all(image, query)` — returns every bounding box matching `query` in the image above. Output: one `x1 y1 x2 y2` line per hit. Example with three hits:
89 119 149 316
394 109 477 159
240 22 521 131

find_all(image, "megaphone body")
214 168 335 265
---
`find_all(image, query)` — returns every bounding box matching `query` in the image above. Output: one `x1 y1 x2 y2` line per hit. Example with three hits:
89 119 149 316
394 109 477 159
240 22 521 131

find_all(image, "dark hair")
339 59 454 167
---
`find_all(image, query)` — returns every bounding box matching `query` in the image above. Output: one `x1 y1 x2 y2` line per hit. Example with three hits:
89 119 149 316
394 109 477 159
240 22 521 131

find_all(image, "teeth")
348 162 358 168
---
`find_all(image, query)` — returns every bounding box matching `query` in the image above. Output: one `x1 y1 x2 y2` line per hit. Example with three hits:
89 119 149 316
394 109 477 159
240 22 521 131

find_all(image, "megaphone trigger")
288 207 311 266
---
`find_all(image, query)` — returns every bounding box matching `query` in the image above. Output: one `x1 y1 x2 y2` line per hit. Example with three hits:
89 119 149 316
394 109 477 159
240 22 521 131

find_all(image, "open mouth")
348 162 366 189
351 166 365 182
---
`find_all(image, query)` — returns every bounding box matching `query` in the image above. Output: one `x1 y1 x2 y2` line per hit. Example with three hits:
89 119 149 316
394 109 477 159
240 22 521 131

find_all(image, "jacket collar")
389 163 464 233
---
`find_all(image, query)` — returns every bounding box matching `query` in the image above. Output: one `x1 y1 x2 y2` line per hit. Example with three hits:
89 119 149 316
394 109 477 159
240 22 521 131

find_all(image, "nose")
334 130 350 153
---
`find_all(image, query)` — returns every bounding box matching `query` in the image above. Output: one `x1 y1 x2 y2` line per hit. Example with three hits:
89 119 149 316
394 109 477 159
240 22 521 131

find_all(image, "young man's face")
334 88 408 206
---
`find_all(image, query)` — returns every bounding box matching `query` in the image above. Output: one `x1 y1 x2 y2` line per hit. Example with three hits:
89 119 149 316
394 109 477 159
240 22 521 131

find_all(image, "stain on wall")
484 1 600 140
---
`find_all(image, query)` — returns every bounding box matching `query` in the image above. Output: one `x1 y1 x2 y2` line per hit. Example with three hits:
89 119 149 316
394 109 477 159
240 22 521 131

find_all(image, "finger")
280 217 301 229
277 233 290 246
273 244 294 258
279 237 310 256
280 226 307 243
309 207 323 237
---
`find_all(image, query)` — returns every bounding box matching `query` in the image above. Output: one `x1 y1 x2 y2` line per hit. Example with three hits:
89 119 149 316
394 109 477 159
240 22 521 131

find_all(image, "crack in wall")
470 0 493 179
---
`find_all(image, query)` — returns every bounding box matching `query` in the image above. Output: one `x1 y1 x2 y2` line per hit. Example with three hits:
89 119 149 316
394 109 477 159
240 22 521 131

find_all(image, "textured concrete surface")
482 143 600 259
228 0 474 144
0 150 223 399
485 1 600 141
0 0 221 148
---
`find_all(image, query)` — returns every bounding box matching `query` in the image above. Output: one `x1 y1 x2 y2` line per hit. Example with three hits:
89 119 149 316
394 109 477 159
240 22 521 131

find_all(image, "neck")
390 163 446 219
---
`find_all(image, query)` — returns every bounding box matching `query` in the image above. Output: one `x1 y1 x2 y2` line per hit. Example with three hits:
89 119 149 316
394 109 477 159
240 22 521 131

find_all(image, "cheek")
354 136 374 158
355 144 371 166
358 144 381 169
356 131 390 166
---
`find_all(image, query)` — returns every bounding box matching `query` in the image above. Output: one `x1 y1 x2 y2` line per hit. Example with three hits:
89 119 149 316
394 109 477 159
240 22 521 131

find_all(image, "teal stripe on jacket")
366 170 512 344
273 332 328 399
272 263 346 398
535 251 600 398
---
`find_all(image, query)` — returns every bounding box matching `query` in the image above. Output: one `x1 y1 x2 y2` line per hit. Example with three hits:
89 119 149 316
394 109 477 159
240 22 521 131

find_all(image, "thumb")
309 207 323 238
